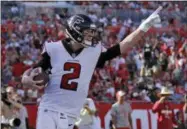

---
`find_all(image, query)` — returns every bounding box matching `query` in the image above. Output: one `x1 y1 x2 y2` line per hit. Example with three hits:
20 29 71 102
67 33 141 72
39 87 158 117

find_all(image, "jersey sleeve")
96 44 121 68
33 42 52 71
33 52 51 71
41 42 47 54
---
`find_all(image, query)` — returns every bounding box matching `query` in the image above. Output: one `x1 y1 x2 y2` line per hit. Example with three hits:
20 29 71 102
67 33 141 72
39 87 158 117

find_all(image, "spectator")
139 90 151 102
111 90 132 129
12 58 26 78
175 111 185 129
116 64 129 83
12 94 29 129
149 87 160 103
105 81 115 99
88 11 98 23
75 98 97 129
152 87 178 129
1 87 22 129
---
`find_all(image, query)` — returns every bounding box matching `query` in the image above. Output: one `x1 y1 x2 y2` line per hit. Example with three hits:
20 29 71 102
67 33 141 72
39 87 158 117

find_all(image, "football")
33 71 49 86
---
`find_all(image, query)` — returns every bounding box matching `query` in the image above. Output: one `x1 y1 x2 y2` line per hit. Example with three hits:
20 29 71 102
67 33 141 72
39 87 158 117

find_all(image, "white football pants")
36 108 76 129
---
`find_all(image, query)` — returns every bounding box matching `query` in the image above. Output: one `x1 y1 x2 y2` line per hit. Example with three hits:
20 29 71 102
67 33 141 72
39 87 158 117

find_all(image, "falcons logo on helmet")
68 15 84 34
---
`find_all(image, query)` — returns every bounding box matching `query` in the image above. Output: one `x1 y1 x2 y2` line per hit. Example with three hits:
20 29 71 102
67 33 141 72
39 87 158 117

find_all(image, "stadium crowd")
1 1 187 105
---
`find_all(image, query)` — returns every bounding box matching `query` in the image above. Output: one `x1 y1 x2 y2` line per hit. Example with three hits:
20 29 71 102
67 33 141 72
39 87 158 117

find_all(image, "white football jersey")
39 40 101 117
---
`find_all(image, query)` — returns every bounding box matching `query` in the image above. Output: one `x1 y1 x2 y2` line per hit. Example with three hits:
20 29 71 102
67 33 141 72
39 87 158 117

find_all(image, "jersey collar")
62 39 84 58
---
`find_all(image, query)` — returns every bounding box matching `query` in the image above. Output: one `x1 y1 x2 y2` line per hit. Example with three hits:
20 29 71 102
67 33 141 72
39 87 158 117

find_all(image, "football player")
22 7 161 129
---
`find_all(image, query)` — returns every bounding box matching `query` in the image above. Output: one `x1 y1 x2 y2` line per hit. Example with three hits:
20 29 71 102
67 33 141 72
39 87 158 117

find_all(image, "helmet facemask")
81 25 97 47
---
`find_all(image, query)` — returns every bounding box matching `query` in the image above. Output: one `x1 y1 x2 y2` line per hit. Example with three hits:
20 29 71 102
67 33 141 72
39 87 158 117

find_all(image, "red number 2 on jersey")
61 62 81 91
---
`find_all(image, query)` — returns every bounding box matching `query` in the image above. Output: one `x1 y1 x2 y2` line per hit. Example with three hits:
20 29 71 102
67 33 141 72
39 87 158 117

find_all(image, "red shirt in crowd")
152 101 177 129
12 62 26 77
8 80 19 87
117 67 129 81
31 24 38 32
7 21 15 32
1 25 7 33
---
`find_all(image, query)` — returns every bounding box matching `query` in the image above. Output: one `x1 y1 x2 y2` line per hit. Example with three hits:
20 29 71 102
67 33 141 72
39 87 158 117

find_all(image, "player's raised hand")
22 68 43 88
138 6 162 32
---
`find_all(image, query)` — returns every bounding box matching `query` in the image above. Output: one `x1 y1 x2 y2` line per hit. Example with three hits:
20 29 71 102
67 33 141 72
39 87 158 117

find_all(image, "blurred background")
1 1 187 129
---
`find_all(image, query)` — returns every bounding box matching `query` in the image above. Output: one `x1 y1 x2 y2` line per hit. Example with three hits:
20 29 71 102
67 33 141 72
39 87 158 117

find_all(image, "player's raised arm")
119 6 162 55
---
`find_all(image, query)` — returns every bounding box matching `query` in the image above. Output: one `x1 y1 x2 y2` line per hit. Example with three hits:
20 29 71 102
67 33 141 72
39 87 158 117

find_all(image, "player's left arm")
119 28 144 55
119 7 161 54
96 7 161 68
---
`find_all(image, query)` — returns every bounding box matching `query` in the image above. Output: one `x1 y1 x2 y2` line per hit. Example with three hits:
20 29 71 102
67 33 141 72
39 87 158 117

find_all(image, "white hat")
160 87 173 95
